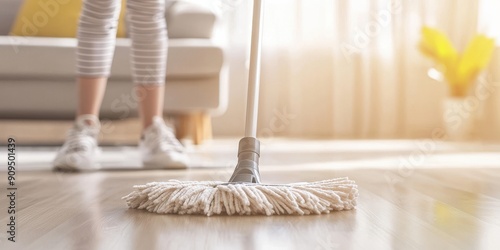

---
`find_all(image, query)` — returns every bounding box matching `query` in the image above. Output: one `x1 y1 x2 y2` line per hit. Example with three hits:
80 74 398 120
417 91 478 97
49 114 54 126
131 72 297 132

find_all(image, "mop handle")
244 0 264 138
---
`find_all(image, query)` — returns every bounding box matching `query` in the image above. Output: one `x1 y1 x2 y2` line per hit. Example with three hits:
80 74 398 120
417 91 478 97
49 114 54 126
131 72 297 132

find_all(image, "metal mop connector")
228 137 261 183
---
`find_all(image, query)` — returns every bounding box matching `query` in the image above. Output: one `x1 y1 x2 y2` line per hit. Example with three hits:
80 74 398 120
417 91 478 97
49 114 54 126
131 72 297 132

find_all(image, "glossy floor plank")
1 140 500 250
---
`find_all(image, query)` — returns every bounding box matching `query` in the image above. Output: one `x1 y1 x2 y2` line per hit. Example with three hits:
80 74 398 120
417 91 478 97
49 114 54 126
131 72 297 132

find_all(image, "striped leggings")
77 0 167 85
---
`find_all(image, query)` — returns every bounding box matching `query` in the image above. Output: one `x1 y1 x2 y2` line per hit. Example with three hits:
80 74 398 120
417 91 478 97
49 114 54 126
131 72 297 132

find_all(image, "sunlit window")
478 0 500 45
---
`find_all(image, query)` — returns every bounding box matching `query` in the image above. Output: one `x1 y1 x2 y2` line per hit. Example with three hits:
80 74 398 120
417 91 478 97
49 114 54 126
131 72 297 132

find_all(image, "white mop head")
123 177 358 216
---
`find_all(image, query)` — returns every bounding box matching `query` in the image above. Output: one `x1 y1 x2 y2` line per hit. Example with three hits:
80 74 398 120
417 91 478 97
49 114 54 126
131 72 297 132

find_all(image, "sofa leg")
175 113 212 145
175 114 191 141
193 113 212 145
202 114 213 141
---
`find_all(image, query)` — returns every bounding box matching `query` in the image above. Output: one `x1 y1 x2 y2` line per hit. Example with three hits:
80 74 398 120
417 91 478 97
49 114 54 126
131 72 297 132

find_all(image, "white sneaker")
139 117 189 169
53 115 101 171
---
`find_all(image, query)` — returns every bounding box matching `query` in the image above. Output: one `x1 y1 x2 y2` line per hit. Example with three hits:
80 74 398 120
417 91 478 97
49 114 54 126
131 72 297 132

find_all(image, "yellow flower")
419 26 495 97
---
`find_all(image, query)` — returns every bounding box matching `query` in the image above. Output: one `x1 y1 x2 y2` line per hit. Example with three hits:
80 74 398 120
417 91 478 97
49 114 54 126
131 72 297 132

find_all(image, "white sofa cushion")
165 1 217 39
0 37 223 79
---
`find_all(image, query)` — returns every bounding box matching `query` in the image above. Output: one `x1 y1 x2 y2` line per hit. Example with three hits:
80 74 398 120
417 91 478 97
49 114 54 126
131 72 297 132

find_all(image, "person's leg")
77 77 107 122
127 0 188 168
76 0 122 118
135 84 165 129
127 0 168 129
53 0 122 170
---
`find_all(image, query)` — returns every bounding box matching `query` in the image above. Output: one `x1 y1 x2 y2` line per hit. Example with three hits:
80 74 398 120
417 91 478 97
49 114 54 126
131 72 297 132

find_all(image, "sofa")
0 0 227 144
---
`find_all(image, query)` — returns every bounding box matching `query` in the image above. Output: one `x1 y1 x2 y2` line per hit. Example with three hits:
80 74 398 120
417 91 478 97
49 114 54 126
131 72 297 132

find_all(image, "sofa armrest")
166 1 218 39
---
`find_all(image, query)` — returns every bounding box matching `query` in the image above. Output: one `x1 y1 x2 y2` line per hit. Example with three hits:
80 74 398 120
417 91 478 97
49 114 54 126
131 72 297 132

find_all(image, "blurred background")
210 0 500 140
0 0 500 144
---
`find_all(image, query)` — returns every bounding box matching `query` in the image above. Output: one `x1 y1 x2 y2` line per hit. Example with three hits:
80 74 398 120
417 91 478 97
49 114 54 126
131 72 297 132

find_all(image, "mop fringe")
122 177 358 216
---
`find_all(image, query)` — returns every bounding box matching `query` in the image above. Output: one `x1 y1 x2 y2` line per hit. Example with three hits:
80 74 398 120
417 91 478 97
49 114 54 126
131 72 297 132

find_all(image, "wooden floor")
1 140 500 250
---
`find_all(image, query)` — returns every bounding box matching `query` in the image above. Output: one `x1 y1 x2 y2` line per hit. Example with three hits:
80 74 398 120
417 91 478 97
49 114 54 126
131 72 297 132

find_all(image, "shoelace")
65 126 98 153
147 120 184 153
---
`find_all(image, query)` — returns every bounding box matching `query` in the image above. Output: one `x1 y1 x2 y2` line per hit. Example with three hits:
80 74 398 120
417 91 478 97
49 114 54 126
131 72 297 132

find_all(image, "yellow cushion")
10 0 127 38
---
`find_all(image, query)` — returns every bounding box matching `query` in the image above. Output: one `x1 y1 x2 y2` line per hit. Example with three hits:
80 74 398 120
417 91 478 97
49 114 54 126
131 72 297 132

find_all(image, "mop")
122 0 358 216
